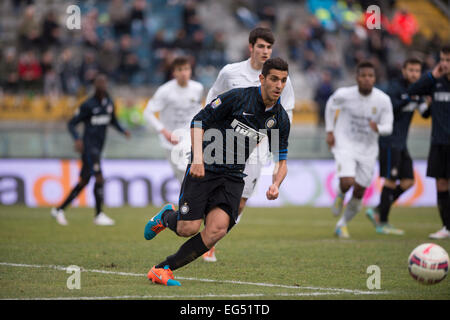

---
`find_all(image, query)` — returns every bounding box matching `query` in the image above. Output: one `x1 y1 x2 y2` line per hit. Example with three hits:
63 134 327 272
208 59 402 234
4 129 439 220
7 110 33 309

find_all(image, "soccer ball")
408 243 449 285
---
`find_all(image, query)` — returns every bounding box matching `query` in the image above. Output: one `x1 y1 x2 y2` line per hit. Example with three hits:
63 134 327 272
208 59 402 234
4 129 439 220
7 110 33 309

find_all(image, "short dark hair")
249 27 275 46
262 57 288 76
403 57 422 68
356 60 375 73
171 56 190 71
441 44 450 54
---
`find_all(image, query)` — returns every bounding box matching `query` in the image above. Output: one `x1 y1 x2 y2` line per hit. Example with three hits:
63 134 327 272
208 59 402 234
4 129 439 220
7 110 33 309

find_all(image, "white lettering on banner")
0 159 437 208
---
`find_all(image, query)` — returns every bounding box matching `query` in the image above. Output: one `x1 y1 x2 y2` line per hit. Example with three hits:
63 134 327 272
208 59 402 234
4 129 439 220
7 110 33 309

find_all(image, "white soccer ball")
408 243 449 285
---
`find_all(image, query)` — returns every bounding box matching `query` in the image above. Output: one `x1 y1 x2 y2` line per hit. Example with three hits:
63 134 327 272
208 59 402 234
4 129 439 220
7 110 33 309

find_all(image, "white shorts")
333 150 376 188
242 162 263 198
242 141 269 199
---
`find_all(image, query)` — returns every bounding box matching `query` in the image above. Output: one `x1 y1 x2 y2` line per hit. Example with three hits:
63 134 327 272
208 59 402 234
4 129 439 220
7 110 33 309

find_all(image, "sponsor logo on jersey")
91 114 111 125
230 119 267 142
371 107 377 115
107 104 113 113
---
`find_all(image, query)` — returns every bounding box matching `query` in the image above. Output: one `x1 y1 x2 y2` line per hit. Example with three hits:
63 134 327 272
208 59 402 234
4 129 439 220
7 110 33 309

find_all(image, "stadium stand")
0 0 448 159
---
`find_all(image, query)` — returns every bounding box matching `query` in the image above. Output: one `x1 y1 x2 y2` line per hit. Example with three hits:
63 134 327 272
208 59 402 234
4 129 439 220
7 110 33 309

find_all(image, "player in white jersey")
202 27 295 261
144 57 203 183
325 61 393 239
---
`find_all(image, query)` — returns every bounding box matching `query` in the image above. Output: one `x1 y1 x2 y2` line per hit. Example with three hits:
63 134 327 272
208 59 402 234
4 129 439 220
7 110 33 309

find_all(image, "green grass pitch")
0 205 449 300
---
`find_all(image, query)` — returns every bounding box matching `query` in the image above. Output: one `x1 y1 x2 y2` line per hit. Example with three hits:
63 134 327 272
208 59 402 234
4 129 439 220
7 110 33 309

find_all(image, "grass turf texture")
0 205 449 300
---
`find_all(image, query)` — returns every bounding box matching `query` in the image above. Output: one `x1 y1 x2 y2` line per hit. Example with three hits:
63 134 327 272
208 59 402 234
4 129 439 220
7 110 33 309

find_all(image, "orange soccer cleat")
147 265 181 286
202 246 217 262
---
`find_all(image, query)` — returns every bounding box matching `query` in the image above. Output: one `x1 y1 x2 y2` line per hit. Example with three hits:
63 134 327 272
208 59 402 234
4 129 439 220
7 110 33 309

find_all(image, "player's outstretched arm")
110 105 130 138
267 160 287 200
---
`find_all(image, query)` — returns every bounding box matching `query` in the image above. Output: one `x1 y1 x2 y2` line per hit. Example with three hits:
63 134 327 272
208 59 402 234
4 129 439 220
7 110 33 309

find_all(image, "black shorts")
79 152 102 180
379 146 414 180
177 167 245 231
426 144 450 179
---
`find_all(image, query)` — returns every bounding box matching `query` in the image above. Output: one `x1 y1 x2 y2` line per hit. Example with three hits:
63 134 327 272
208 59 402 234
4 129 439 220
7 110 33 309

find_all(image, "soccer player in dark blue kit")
143 58 291 286
408 45 450 239
366 58 430 235
51 74 130 226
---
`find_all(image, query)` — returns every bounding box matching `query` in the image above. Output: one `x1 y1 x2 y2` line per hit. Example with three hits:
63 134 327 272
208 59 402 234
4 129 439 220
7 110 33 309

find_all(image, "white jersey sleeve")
325 87 346 132
144 85 167 132
376 94 394 136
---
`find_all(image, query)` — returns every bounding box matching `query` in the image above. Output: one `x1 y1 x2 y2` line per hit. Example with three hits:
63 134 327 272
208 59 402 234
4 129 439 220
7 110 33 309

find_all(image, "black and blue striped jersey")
191 86 290 177
408 72 450 145
68 93 126 154
379 78 425 149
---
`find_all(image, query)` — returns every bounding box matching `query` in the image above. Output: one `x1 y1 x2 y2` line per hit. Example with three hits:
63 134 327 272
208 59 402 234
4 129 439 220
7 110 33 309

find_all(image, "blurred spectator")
130 0 147 23
98 39 120 80
43 66 62 98
18 50 42 92
40 50 55 76
171 29 190 51
205 31 227 68
17 5 40 51
387 9 418 46
10 0 34 14
0 47 20 93
79 51 99 87
314 70 333 127
183 0 202 36
255 0 277 27
344 30 367 69
40 10 61 50
118 35 140 83
82 9 100 49
109 0 131 38
58 48 80 95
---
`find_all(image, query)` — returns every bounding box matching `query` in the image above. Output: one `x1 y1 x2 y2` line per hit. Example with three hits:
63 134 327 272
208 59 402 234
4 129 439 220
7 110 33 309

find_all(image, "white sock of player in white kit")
336 197 362 227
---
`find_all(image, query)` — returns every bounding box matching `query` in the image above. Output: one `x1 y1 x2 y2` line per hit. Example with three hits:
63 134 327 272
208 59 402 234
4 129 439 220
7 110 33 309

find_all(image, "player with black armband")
51 74 131 226
408 45 450 239
142 58 291 286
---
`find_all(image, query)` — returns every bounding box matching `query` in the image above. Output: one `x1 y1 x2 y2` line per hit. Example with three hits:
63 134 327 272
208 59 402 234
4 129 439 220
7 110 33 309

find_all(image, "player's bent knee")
202 225 228 247
340 178 354 192
176 221 201 237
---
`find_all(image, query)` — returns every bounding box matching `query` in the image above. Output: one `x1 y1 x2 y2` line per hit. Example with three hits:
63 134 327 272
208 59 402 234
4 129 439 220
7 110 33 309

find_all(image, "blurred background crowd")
0 0 449 158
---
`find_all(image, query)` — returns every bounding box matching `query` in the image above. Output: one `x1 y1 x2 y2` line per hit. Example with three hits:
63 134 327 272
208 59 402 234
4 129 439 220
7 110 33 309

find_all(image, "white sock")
336 197 362 228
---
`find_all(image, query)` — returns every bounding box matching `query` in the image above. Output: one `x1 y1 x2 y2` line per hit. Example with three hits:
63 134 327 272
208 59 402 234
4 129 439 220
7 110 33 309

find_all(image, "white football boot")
429 226 450 239
51 207 68 226
94 212 115 226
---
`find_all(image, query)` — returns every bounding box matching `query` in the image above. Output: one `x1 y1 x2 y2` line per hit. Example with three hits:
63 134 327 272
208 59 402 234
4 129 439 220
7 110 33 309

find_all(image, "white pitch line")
0 262 388 296
3 292 343 300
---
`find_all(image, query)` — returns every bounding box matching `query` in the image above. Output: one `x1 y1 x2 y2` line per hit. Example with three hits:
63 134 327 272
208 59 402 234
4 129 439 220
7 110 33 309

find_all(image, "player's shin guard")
94 182 104 216
437 191 450 229
156 233 209 271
